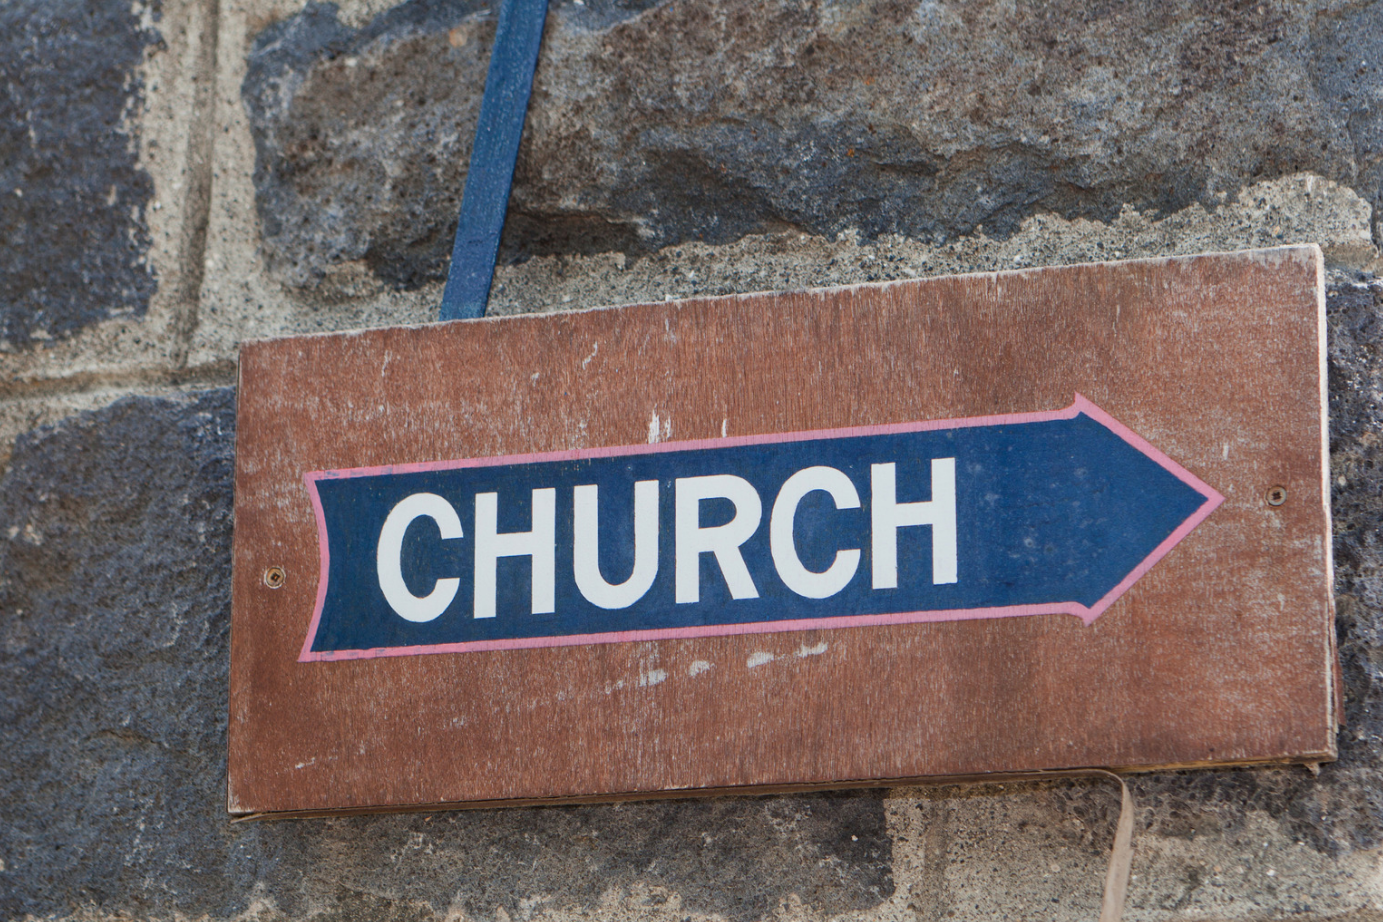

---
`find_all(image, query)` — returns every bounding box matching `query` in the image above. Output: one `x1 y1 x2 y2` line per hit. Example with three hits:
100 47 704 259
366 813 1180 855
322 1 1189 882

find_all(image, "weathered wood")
229 246 1335 816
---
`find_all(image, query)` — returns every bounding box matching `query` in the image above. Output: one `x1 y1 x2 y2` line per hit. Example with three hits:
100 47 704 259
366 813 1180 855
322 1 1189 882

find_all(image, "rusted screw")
264 566 286 589
1266 486 1287 507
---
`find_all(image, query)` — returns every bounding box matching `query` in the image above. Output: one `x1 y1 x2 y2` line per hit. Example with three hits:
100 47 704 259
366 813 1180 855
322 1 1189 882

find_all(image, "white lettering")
770 466 861 598
573 481 659 609
675 474 762 603
377 492 463 623
870 459 958 588
474 488 556 619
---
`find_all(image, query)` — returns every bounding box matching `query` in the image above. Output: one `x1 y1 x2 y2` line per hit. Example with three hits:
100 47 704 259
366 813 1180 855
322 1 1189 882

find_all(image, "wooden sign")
228 246 1336 817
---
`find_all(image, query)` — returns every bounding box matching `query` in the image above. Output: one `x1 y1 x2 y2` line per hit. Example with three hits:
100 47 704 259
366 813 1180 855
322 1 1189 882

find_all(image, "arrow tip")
1070 394 1225 622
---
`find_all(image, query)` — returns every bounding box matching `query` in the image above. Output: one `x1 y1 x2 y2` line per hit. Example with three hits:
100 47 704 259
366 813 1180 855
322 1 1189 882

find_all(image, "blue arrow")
300 396 1223 660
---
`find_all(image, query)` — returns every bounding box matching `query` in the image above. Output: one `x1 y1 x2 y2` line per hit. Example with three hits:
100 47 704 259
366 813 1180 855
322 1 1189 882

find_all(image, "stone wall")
4 0 1383 919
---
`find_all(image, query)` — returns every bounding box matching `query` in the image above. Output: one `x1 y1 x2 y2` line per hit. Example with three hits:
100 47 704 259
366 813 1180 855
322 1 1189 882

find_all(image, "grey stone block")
239 0 1383 295
0 0 160 345
1312 2 1383 245
0 390 236 917
0 0 224 397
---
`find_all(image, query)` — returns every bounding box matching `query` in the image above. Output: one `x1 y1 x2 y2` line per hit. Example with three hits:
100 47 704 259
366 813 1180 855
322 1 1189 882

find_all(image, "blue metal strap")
439 0 550 321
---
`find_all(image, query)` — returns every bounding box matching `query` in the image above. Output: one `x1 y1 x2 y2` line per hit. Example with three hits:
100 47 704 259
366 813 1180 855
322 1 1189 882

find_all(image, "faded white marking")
582 341 599 369
796 641 828 658
639 668 668 687
747 651 775 668
689 660 712 676
293 758 317 770
721 418 728 438
1224 442 1230 460
648 410 672 443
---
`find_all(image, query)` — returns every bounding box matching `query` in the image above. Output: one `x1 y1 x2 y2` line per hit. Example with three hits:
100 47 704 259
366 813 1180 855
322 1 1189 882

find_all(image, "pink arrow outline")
298 395 1224 662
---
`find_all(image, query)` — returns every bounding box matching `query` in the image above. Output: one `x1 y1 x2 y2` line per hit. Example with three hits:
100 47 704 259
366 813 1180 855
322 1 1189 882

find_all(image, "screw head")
1266 486 1287 506
264 566 286 589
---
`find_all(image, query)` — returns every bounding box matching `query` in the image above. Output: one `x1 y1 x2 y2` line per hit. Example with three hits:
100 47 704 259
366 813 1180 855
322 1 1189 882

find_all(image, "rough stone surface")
190 168 1379 364
1324 277 1383 845
1313 2 1383 245
0 391 237 919
241 0 1383 294
0 0 160 345
0 0 227 396
482 174 1378 319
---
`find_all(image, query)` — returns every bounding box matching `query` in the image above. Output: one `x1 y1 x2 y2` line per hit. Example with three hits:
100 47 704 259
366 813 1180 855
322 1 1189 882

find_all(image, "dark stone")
0 0 160 345
242 0 1383 293
1311 3 1383 242
0 390 891 919
244 794 892 922
0 391 237 918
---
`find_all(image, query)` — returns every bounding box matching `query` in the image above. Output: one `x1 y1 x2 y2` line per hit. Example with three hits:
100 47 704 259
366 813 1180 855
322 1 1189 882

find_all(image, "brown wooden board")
228 246 1336 817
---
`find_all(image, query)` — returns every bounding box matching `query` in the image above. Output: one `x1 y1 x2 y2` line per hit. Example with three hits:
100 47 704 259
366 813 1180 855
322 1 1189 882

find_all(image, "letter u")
573 481 659 609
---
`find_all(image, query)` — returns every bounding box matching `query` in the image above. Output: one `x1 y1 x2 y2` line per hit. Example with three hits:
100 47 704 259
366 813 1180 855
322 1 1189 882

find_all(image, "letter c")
377 492 463 623
770 466 861 599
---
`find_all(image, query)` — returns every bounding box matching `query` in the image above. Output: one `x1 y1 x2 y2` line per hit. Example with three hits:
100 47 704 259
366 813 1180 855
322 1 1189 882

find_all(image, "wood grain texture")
228 245 1335 816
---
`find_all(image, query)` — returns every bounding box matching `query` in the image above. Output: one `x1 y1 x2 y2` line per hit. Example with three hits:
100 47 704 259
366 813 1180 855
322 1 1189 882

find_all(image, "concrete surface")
7 0 1383 919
